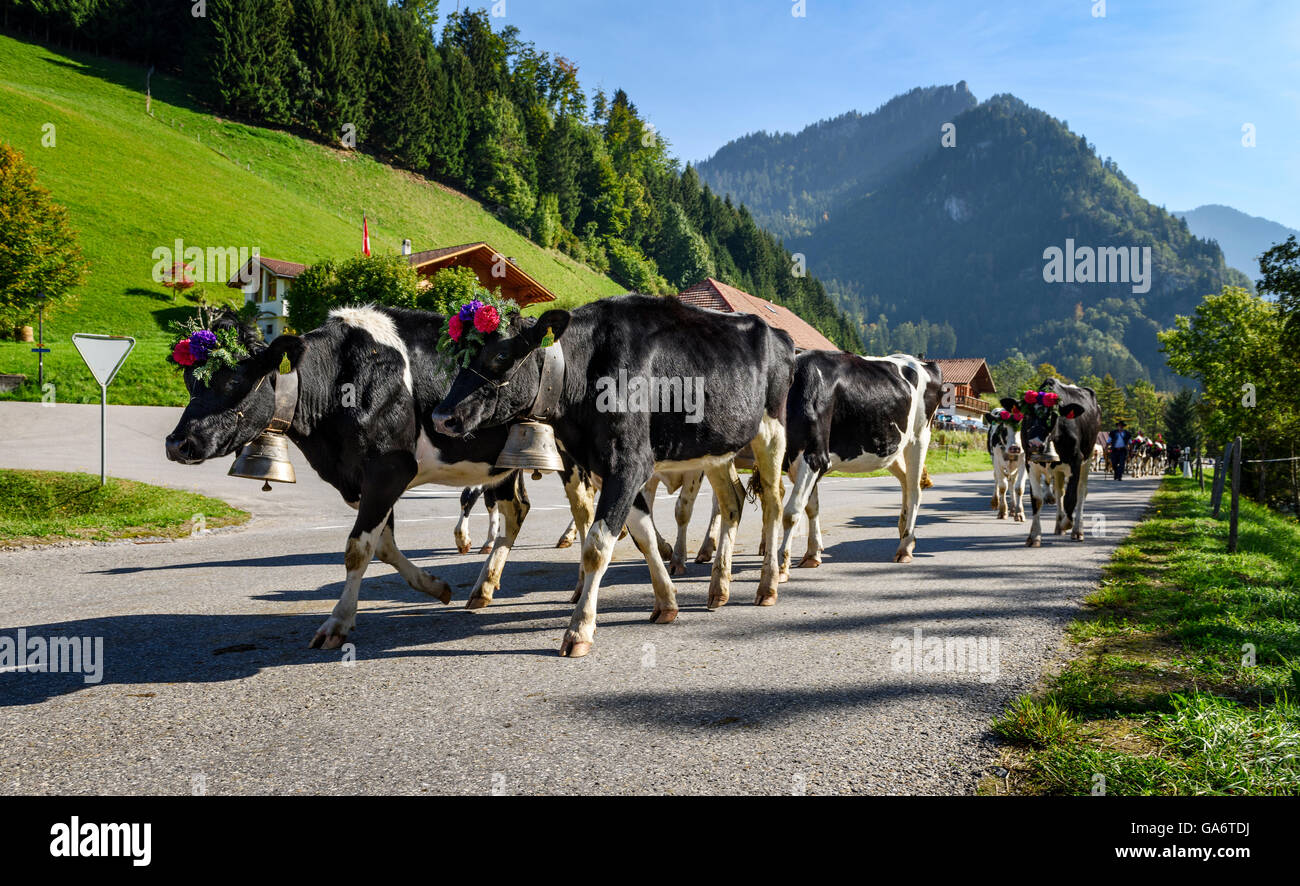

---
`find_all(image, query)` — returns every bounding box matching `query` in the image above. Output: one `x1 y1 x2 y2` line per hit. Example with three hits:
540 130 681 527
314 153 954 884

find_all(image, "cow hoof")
894 552 914 564
478 542 494 555
1026 537 1042 547
310 618 351 650
694 552 714 564
707 591 729 610
669 559 687 576
1072 531 1084 541
556 537 573 549
560 635 592 658
456 543 471 555
465 594 492 610
796 555 821 569
650 608 678 624
755 590 778 607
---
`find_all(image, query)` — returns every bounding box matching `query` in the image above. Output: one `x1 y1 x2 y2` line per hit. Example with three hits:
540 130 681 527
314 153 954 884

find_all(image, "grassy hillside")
0 33 623 406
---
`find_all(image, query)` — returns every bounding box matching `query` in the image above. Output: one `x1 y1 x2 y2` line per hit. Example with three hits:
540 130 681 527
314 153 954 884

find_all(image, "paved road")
0 402 1157 795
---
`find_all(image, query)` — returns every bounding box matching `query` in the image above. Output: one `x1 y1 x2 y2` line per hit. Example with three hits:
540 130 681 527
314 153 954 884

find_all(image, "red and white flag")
362 215 371 257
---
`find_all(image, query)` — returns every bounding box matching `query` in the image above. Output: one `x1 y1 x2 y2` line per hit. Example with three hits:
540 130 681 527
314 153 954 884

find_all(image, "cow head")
985 400 1023 455
431 309 571 437
1016 383 1088 462
164 314 304 464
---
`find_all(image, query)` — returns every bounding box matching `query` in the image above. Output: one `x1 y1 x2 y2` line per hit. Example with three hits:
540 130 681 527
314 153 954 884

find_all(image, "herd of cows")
162 295 1123 658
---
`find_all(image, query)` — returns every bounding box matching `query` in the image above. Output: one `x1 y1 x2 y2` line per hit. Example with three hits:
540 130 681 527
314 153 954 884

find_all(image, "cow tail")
743 471 760 505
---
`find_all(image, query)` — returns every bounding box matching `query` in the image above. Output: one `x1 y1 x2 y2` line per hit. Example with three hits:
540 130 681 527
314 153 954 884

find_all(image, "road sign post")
71 334 135 485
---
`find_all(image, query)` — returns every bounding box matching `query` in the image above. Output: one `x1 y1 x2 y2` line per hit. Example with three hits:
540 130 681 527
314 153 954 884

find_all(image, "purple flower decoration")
458 300 484 325
189 329 219 362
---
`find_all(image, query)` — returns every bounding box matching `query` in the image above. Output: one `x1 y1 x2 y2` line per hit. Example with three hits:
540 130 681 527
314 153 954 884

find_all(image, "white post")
100 383 108 485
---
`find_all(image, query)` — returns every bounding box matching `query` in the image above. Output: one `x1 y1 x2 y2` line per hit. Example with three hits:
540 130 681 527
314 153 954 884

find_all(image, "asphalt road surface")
0 402 1157 795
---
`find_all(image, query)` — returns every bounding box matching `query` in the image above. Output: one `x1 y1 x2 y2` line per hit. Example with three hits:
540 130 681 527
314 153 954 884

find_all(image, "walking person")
1109 419 1132 481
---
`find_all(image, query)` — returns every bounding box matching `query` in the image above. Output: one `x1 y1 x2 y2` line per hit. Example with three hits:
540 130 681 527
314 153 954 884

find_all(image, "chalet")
226 257 307 340
227 241 556 338
930 357 995 426
677 277 839 352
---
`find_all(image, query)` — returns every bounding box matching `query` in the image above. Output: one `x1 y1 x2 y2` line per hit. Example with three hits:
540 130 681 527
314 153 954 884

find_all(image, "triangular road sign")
72 334 135 387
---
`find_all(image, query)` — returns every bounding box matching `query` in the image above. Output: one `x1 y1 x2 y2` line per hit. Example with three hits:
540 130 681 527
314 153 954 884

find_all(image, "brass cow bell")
228 431 297 491
495 420 564 479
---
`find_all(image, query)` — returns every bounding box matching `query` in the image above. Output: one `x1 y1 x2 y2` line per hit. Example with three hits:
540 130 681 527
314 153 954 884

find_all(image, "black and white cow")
1005 379 1101 546
778 351 942 572
985 415 1026 522
431 294 795 658
164 306 538 649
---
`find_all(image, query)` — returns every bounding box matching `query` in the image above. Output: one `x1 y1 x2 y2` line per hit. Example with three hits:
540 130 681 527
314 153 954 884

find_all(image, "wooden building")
228 241 556 338
930 357 995 426
677 277 839 352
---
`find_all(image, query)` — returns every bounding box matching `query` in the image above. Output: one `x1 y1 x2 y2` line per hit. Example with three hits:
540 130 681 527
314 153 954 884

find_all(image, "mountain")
699 88 1248 389
697 83 977 240
1172 205 1298 279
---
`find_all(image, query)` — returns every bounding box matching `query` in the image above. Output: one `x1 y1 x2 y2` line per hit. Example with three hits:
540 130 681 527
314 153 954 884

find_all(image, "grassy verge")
829 447 991 478
0 469 248 546
985 477 1300 795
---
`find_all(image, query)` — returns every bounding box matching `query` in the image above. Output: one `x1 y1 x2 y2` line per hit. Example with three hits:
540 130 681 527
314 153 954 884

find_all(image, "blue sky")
487 0 1300 229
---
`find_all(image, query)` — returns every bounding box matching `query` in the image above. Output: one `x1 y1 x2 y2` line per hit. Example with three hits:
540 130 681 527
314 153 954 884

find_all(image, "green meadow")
0 33 623 406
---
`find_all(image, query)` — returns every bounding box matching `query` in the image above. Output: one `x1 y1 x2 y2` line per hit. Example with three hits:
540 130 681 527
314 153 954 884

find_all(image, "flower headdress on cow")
1000 386 1086 427
167 307 259 387
986 406 1022 426
437 291 520 368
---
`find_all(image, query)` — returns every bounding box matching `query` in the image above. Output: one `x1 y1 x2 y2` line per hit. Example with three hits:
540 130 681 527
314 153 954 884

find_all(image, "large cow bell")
495 420 564 479
229 430 296 491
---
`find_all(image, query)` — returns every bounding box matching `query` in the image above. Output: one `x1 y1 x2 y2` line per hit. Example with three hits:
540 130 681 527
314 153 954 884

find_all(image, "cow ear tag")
540 326 555 348
278 353 292 374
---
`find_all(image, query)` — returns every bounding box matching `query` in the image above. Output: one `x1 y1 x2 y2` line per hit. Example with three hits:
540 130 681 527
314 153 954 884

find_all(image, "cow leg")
466 472 529 610
779 456 820 581
703 463 744 609
625 492 679 624
562 463 653 658
750 414 787 605
670 471 703 575
1053 470 1070 535
479 487 501 555
994 465 1008 518
891 428 928 563
556 518 578 548
799 483 823 568
376 512 452 603
1011 463 1027 522
1026 469 1045 547
454 486 481 554
562 465 597 604
695 493 721 563
640 474 673 562
1068 463 1089 541
311 451 416 650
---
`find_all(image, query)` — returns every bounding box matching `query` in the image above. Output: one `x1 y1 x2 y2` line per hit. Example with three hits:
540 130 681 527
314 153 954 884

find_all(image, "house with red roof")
677 277 839 352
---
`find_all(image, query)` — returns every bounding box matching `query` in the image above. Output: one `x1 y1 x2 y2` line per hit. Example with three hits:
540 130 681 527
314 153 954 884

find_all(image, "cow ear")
1000 397 1018 412
522 310 571 351
253 335 304 375
981 412 992 426
1061 402 1085 419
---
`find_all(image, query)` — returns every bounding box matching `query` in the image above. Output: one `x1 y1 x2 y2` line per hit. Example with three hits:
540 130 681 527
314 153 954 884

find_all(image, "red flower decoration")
172 338 195 366
473 305 500 334
1023 390 1039 405
1041 391 1060 408
448 315 464 342
1011 408 1024 422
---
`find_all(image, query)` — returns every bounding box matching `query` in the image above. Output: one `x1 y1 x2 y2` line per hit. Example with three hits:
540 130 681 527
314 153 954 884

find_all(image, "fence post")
1228 435 1242 554
1211 441 1230 517
1196 441 1204 492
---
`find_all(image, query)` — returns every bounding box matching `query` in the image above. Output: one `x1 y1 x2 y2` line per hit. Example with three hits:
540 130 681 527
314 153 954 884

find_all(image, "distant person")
1109 420 1132 480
